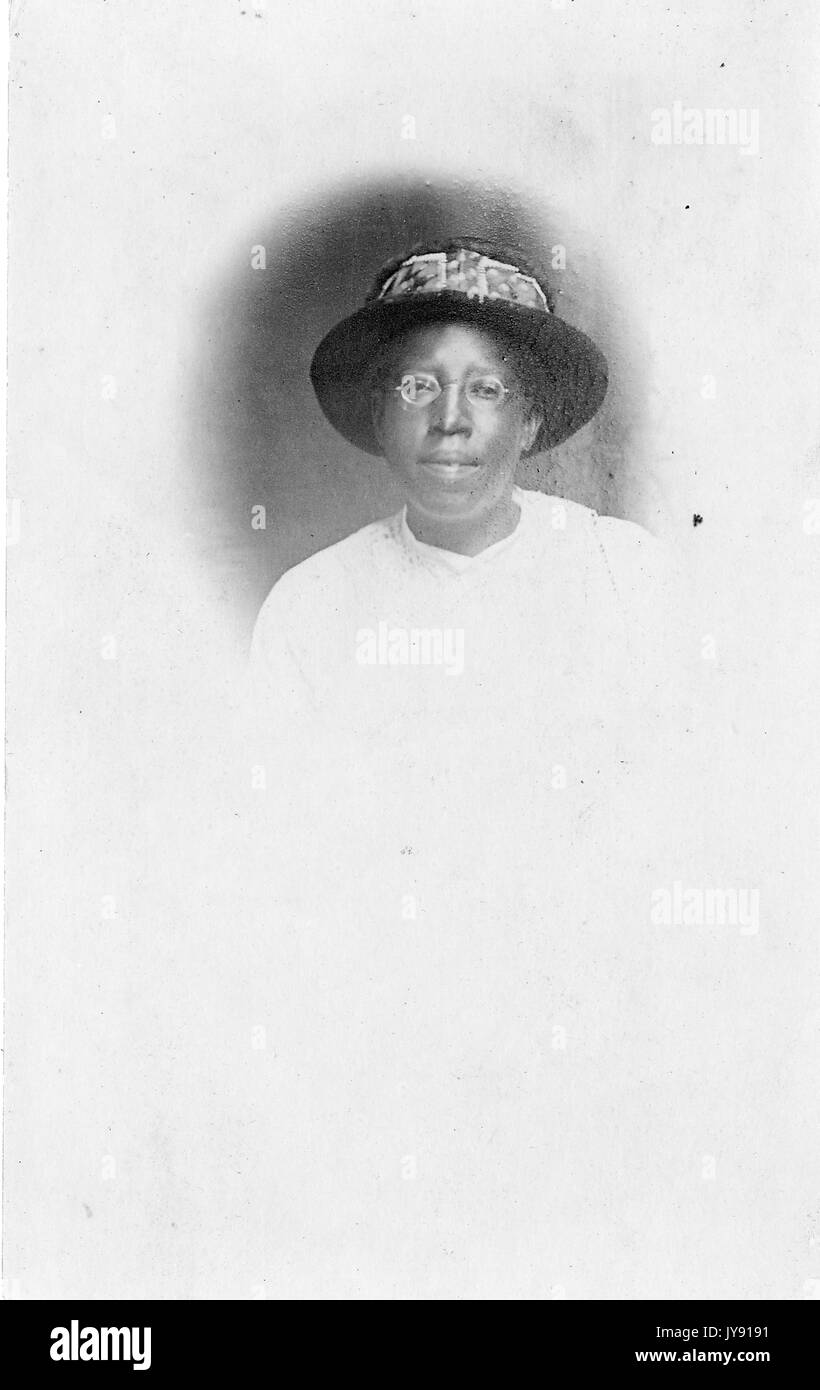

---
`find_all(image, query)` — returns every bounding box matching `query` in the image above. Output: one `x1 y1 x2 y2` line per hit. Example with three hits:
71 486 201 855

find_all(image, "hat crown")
369 237 554 315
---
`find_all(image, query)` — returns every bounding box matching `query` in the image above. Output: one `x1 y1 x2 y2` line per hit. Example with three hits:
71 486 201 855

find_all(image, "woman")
246 235 690 1297
252 236 678 739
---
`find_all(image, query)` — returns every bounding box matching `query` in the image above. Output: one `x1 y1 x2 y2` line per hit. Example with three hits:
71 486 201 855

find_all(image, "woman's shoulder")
519 487 665 552
516 486 670 569
518 488 686 624
252 512 402 633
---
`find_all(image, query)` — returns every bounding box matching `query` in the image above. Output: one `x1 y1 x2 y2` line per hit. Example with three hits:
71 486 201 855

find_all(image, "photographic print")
4 0 819 1318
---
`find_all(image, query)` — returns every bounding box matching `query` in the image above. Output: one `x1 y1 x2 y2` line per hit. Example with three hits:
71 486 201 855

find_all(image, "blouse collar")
398 487 528 573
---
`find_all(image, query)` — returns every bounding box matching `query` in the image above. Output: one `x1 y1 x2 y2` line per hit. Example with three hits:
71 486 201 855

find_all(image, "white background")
5 0 819 1298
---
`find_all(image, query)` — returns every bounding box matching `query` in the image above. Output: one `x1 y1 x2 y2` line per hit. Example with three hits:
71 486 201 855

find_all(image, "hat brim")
309 293 608 454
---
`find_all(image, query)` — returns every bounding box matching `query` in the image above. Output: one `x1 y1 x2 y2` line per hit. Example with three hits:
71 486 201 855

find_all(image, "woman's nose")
431 380 471 433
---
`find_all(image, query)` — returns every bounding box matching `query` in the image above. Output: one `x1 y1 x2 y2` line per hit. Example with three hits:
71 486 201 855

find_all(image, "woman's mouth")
418 456 480 482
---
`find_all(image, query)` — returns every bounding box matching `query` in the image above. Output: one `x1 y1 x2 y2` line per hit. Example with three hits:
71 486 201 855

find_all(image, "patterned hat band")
376 248 551 313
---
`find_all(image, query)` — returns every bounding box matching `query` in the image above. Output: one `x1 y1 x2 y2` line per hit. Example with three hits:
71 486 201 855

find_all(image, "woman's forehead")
386 321 513 368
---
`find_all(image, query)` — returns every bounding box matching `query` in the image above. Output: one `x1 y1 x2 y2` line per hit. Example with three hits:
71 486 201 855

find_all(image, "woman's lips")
418 455 480 481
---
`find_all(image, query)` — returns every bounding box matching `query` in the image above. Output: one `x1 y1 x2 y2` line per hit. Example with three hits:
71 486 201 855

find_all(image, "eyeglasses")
393 372 513 409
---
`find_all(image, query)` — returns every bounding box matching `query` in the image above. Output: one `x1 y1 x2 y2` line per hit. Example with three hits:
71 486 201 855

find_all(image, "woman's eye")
470 377 505 402
400 374 436 401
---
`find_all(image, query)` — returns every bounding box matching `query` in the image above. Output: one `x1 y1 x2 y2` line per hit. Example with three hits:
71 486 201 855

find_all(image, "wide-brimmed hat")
309 236 608 454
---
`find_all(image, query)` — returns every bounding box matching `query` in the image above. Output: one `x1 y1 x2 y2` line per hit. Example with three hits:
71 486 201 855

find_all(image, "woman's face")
371 322 542 528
